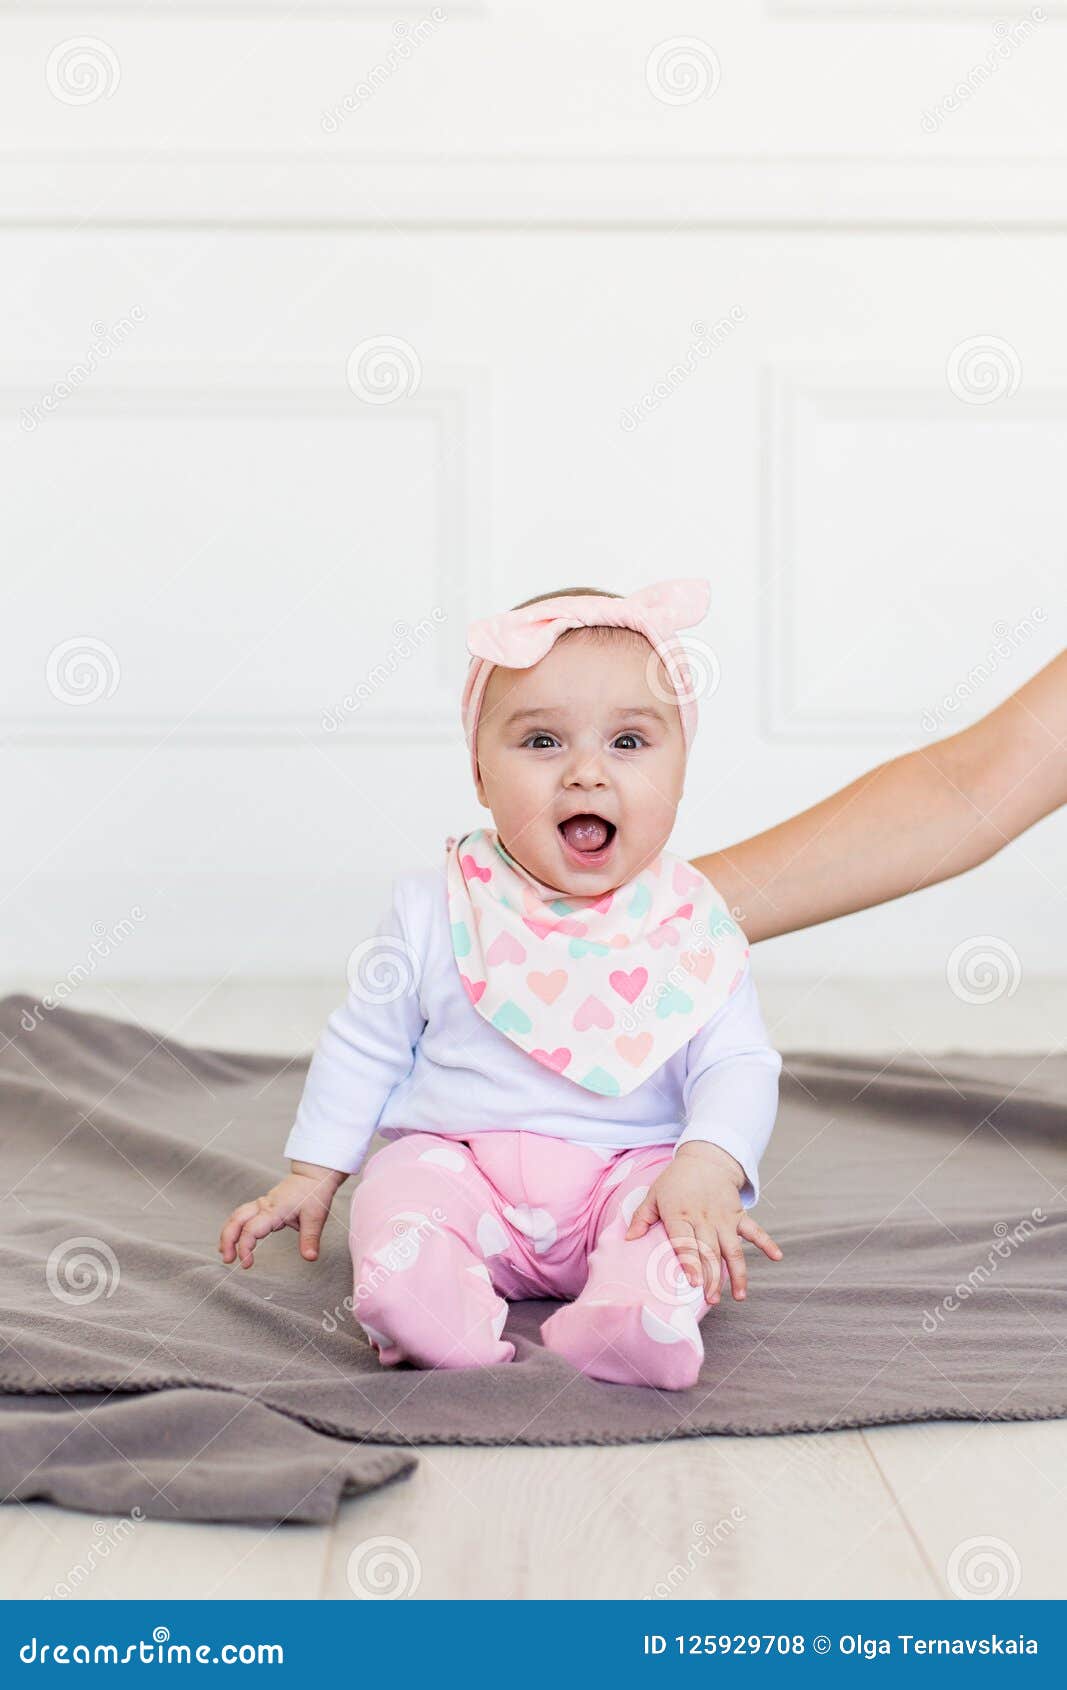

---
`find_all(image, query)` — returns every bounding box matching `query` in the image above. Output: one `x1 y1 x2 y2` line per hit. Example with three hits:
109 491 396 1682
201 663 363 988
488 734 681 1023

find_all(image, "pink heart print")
682 948 716 983
572 994 614 1031
461 975 486 1005
487 930 526 965
615 1032 653 1067
672 862 704 896
461 854 492 883
608 967 648 1004
531 1047 571 1073
527 969 568 1005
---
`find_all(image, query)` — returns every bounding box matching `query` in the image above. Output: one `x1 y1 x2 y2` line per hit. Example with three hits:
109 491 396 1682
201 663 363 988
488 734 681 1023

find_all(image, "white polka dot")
418 1145 467 1172
491 1302 508 1340
476 1211 511 1258
502 1203 558 1255
371 1209 436 1274
467 1262 492 1283
619 1185 649 1228
641 1304 703 1350
359 1321 392 1350
604 1159 633 1189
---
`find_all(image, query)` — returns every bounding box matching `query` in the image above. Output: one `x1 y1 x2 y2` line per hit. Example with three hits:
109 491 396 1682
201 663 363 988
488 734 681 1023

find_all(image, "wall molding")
4 156 1067 229
4 372 483 746
761 371 1061 742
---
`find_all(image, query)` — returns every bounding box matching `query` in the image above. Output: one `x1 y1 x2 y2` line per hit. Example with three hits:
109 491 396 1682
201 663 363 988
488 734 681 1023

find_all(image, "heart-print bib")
445 827 750 1098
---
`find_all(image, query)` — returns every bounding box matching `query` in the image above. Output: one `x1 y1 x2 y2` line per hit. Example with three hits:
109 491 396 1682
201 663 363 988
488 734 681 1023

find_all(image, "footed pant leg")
540 1148 717 1390
349 1133 514 1370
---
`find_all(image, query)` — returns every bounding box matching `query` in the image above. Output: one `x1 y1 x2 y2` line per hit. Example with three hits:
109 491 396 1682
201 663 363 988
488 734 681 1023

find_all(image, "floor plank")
0 1501 331 1601
322 1434 938 1600
863 1420 1067 1600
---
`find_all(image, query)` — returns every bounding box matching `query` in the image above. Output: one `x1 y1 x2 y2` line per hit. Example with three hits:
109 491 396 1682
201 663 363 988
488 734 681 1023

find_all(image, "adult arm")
692 649 1067 944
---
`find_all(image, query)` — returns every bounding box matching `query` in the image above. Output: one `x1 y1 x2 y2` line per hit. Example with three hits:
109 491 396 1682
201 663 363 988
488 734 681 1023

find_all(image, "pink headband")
460 577 711 786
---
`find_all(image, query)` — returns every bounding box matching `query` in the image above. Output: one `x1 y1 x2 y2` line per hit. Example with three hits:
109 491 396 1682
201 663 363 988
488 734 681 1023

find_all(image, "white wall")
1 3 1064 986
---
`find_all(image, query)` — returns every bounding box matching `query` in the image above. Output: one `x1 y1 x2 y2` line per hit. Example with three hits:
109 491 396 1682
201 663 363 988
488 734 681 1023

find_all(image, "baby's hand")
218 1161 347 1269
624 1141 783 1304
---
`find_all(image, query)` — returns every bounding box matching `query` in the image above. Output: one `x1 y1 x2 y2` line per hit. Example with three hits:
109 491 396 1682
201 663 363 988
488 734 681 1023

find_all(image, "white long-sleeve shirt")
284 867 782 1207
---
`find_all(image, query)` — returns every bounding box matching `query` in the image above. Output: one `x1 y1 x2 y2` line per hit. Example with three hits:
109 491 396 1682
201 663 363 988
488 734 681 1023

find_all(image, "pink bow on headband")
460 577 711 785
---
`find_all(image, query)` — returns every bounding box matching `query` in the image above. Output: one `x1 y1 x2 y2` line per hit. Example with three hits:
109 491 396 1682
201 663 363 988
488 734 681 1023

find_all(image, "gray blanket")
1 994 1064 1524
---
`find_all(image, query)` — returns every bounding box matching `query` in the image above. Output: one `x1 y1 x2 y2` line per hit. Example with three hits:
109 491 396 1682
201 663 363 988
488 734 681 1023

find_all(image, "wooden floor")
2 976 1064 1602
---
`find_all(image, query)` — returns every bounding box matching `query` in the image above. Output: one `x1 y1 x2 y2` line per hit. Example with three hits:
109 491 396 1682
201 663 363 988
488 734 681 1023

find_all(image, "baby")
219 578 784 1390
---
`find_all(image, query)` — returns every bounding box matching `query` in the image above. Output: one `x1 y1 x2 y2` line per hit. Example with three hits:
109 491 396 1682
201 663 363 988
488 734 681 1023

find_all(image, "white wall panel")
1 4 1064 987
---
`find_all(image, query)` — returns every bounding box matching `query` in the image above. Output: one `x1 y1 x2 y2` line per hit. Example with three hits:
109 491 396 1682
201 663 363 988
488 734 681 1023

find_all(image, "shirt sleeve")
677 964 782 1208
282 881 427 1176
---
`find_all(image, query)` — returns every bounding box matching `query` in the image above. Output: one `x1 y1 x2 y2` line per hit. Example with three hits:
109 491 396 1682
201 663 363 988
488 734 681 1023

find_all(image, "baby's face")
474 631 687 895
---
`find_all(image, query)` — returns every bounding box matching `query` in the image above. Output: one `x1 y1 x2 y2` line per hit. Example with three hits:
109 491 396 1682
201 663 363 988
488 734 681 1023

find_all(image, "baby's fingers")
738 1213 784 1262
717 1227 748 1300
234 1207 283 1269
219 1201 262 1264
624 1189 661 1241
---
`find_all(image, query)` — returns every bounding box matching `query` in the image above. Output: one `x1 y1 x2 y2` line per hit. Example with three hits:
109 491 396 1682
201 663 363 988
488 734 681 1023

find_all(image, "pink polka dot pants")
348 1130 719 1390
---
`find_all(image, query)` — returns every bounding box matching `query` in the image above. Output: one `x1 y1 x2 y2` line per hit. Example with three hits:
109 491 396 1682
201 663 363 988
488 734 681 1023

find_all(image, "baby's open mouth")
558 814 616 855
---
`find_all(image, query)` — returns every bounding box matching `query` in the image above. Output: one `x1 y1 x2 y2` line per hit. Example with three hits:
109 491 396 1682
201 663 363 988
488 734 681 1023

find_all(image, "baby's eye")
612 732 646 751
522 732 560 750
